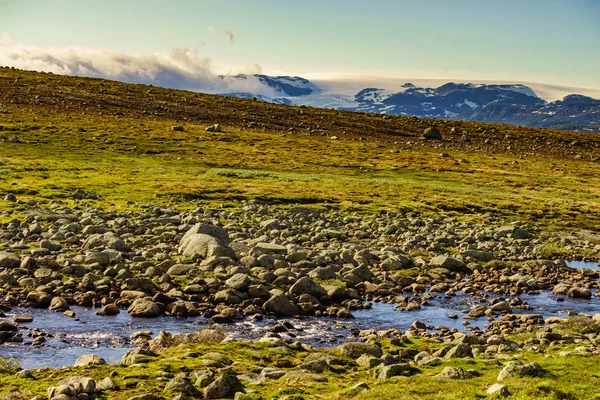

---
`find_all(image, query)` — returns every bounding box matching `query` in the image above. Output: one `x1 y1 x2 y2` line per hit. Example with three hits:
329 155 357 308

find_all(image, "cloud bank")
0 45 285 96
0 33 11 45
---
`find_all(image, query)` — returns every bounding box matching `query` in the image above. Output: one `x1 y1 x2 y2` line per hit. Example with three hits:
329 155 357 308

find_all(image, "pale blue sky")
1 0 599 86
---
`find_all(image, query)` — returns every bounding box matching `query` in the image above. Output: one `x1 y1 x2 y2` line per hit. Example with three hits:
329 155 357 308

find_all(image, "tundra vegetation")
0 68 599 400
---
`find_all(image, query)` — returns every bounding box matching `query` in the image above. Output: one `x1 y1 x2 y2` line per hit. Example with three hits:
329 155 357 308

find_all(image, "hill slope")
0 67 599 228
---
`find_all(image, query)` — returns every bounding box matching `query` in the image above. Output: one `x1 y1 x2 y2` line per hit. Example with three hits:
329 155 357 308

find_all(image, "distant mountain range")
220 75 600 133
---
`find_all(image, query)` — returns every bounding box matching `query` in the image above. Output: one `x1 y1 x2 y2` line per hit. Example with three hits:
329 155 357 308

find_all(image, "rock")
226 273 251 292
12 314 33 323
374 363 414 379
205 124 222 133
179 233 235 260
300 359 330 373
263 294 299 316
460 250 494 262
434 367 479 379
289 277 326 298
26 291 51 308
181 222 231 245
128 299 162 317
0 322 18 332
350 382 370 394
171 125 184 132
444 343 473 359
83 232 130 252
552 283 571 295
96 304 120 316
490 301 512 313
15 369 33 379
50 296 70 311
568 287 592 299
429 255 468 272
338 342 383 359
56 376 96 394
74 354 107 367
203 373 243 399
497 361 543 381
487 383 511 397
126 395 161 400
40 239 62 252
423 127 442 140
252 242 288 256
164 377 200 396
0 251 20 268
356 354 383 368
120 349 156 365
97 377 117 391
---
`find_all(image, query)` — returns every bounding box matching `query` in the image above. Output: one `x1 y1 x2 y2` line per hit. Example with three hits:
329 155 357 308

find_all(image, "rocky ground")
1 194 600 399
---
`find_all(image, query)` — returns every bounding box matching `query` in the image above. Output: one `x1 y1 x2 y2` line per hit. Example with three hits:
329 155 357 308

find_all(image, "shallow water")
2 287 598 369
566 260 600 271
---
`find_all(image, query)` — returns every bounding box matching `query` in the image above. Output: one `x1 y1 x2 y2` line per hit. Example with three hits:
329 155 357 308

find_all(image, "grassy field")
1 69 599 230
1 334 599 400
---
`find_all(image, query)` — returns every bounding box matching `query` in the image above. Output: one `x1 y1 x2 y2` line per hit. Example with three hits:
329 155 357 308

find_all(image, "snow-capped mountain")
219 74 320 98
214 75 600 132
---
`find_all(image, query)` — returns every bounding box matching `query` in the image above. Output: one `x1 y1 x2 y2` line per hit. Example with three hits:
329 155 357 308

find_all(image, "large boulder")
127 299 162 318
181 223 231 245
263 294 299 316
179 233 235 260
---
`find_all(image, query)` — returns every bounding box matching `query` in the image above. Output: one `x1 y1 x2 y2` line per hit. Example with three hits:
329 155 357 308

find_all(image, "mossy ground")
1 336 599 399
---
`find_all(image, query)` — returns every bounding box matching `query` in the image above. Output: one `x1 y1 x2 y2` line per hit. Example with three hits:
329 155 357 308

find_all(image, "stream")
1 261 598 369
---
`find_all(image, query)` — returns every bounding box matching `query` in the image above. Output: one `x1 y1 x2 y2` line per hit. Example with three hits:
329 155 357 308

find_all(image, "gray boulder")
179 233 235 260
127 299 162 318
263 294 299 316
74 354 106 367
497 361 543 381
181 222 231 245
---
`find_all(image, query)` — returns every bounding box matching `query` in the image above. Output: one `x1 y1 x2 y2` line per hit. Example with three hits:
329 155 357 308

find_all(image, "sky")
0 0 599 88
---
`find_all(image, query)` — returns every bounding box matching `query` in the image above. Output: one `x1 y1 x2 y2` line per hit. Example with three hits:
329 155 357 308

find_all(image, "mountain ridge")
220 75 600 133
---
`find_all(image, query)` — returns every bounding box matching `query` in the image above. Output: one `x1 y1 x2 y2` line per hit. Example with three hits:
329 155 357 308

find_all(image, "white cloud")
0 32 11 45
224 30 234 43
205 25 217 35
0 45 286 96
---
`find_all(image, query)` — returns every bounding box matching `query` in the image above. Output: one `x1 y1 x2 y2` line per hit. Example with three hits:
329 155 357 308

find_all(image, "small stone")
487 383 511 397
